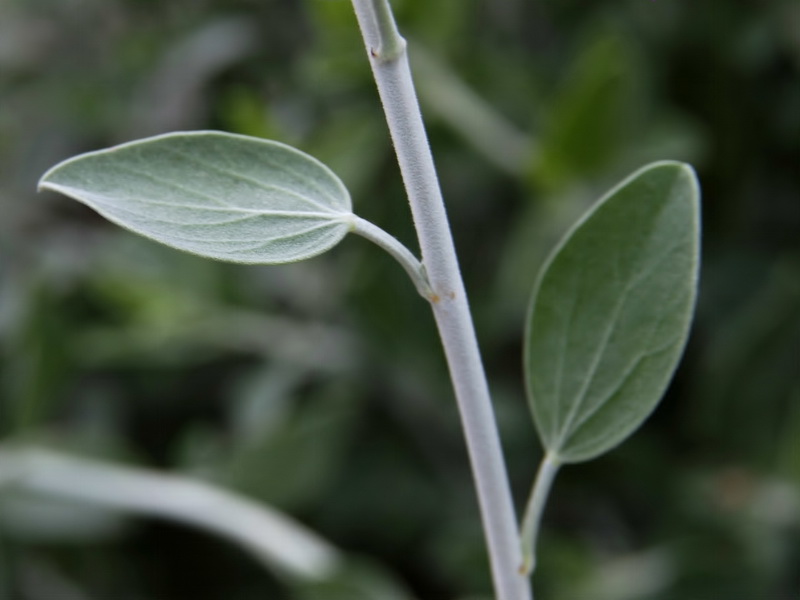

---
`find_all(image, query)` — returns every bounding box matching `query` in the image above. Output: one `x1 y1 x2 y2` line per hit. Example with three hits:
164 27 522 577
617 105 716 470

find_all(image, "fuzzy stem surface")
350 2 532 599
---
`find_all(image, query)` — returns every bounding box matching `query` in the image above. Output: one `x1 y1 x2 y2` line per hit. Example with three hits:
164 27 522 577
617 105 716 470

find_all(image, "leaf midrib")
552 231 686 452
163 146 343 214
108 160 344 216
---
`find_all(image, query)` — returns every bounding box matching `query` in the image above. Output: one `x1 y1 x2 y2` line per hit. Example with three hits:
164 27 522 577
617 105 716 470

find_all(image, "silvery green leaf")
39 131 354 264
524 161 700 463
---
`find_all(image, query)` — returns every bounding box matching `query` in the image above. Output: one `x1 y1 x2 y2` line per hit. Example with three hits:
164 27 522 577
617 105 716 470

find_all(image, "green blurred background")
1 0 798 598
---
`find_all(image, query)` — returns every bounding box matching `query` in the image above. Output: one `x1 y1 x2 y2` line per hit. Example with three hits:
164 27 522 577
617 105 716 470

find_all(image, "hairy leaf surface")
525 161 700 463
39 131 353 263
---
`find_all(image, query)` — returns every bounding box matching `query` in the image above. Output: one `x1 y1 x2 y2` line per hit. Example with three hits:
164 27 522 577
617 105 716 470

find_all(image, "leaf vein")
90 197 335 226
157 221 340 246
161 147 340 214
554 237 685 450
565 334 680 441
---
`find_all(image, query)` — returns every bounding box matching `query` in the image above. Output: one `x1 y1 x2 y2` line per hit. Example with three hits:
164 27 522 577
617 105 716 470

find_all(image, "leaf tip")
652 160 700 193
37 179 55 195
36 166 57 193
677 161 701 200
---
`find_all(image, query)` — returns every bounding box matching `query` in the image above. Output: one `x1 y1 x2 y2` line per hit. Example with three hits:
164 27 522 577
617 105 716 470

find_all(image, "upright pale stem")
350 2 531 599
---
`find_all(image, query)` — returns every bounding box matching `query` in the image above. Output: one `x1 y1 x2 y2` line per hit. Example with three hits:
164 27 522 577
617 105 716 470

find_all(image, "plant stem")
519 452 561 577
350 2 532 599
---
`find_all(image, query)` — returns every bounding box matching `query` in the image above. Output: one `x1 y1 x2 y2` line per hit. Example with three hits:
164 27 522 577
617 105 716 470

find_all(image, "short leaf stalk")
350 215 432 299
519 452 561 576
350 2 532 599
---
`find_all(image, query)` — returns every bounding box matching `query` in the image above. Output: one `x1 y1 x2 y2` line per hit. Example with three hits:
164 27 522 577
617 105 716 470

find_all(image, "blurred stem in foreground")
0 447 339 582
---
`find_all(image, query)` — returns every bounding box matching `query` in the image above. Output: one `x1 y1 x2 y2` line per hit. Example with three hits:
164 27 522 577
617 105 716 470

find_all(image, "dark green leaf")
525 161 701 462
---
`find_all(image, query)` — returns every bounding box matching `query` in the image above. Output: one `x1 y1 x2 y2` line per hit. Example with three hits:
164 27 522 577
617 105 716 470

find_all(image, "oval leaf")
524 161 700 463
39 131 354 264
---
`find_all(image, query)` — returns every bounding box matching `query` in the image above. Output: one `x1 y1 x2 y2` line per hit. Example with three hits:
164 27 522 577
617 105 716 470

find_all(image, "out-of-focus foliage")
1 0 798 599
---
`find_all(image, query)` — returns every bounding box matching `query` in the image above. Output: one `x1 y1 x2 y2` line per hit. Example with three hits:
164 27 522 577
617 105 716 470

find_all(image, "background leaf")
39 131 353 264
525 161 700 463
